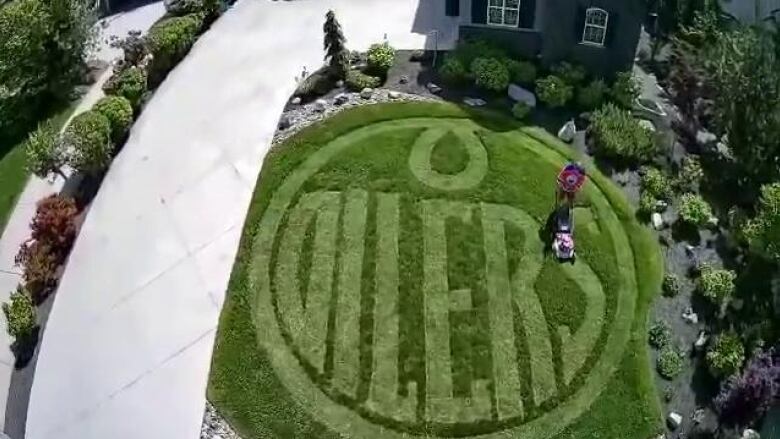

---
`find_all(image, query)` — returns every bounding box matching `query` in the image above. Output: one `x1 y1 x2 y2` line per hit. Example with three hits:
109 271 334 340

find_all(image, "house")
445 0 645 77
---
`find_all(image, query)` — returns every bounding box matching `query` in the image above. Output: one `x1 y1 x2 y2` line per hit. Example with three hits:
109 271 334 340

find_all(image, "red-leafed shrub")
30 194 78 258
15 240 59 302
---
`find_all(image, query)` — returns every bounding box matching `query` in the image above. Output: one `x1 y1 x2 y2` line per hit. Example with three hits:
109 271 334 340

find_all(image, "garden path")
24 1 456 438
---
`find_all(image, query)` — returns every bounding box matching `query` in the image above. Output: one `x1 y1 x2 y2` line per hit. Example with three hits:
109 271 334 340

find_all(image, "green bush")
679 193 714 227
505 59 537 85
639 192 659 214
577 79 609 110
589 103 656 162
743 183 780 262
452 39 506 67
145 13 205 85
471 57 510 92
295 69 335 96
706 332 745 378
366 42 395 75
93 95 133 141
103 67 147 108
512 102 531 120
610 71 640 109
676 156 704 192
345 70 381 91
63 110 113 176
648 321 672 349
439 55 468 84
657 346 685 380
552 61 587 86
663 273 681 297
641 167 673 200
25 121 65 179
2 288 36 340
697 266 736 304
536 75 574 108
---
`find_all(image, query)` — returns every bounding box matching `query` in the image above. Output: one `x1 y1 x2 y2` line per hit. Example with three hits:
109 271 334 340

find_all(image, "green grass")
0 107 75 234
208 102 663 439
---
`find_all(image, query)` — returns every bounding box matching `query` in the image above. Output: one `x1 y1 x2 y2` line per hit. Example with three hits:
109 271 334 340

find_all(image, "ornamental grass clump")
657 345 685 380
697 266 736 305
536 75 573 108
707 332 745 378
679 193 714 227
25 121 66 179
648 321 672 349
590 103 656 162
366 42 395 75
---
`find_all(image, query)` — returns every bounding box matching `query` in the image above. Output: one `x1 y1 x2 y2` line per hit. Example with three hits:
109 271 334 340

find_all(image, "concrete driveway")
24 1 456 438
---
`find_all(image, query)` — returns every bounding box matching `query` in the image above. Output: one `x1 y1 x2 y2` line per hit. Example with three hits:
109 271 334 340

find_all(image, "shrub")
109 30 146 68
2 288 36 340
103 67 147 108
25 121 66 179
366 42 395 75
663 273 681 297
610 71 640 109
536 75 574 108
676 156 704 192
295 69 335 96
345 70 381 91
452 38 506 67
439 55 468 84
93 95 133 141
698 266 736 304
679 193 714 227
63 110 113 176
512 102 531 120
505 59 537 85
707 332 745 378
715 347 780 426
15 240 58 301
589 103 656 162
641 167 673 200
649 321 672 349
657 346 685 379
145 13 205 85
552 62 587 86
577 79 609 110
743 183 780 262
639 192 659 214
471 57 510 92
30 194 78 257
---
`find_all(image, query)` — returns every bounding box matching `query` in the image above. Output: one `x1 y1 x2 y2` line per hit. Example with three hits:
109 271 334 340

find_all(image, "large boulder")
508 84 537 107
557 120 576 143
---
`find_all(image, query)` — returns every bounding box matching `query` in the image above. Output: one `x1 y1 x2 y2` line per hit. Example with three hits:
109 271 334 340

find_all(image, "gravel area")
200 402 241 439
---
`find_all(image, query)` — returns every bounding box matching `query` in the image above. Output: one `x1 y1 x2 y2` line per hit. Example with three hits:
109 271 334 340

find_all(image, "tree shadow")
9 327 40 370
672 220 702 246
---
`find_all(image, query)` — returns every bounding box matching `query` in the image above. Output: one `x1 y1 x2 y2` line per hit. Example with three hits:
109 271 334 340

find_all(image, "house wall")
459 25 543 59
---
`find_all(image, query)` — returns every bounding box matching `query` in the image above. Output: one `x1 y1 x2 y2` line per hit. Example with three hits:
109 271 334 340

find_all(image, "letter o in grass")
408 127 488 191
248 117 640 439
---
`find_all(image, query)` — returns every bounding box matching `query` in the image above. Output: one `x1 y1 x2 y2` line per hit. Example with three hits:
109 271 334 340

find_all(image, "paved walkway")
24 1 455 438
0 3 164 434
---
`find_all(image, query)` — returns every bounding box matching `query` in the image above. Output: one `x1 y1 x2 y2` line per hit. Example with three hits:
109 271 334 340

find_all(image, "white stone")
290 97 301 105
335 80 344 88
557 120 576 143
652 212 665 230
639 119 656 133
667 412 683 429
388 91 401 99
508 84 537 107
333 93 349 105
427 82 442 94
696 130 718 145
360 87 374 99
742 429 760 439
682 308 699 325
314 99 328 112
694 331 709 350
463 97 486 107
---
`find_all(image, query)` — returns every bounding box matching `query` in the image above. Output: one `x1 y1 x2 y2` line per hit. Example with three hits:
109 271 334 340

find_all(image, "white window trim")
581 7 609 47
487 0 521 28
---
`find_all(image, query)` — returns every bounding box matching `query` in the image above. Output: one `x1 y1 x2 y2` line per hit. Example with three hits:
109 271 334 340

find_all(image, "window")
488 0 520 27
582 8 608 46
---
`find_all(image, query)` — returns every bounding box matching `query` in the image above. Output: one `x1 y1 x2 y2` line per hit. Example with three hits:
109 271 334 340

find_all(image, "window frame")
487 0 521 28
581 7 609 47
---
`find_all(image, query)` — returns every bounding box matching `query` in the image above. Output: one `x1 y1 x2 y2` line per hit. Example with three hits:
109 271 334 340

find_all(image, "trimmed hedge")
345 70 381 91
103 66 147 108
471 57 510 92
146 13 205 86
93 95 133 141
63 110 113 176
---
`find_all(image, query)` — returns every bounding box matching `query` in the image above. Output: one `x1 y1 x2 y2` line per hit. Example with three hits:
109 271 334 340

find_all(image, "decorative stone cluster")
200 402 241 439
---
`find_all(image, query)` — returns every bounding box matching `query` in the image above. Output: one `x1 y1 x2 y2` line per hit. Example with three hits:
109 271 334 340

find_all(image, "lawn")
0 107 75 234
208 102 663 439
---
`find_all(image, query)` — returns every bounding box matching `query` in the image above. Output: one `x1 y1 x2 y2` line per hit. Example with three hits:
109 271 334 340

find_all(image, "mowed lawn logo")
248 118 637 437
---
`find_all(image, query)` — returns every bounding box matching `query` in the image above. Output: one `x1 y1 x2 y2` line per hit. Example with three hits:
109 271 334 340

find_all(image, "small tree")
323 10 348 79
715 346 780 426
2 287 37 340
25 121 67 179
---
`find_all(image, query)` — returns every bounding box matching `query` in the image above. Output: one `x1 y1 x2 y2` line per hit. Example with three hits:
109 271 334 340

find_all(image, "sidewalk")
24 1 456 438
0 2 163 434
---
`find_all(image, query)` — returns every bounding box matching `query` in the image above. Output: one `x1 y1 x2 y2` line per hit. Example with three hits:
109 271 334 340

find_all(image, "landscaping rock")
290 97 302 105
682 308 699 325
278 115 292 130
335 80 344 88
694 331 709 350
742 429 760 439
508 84 537 107
314 99 328 112
360 88 374 99
463 97 486 107
558 120 577 143
427 82 442 94
399 75 409 84
333 93 349 106
201 402 240 439
388 91 401 99
638 119 657 133
667 412 683 430
652 213 665 230
696 129 718 146
692 408 705 424
410 50 426 61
